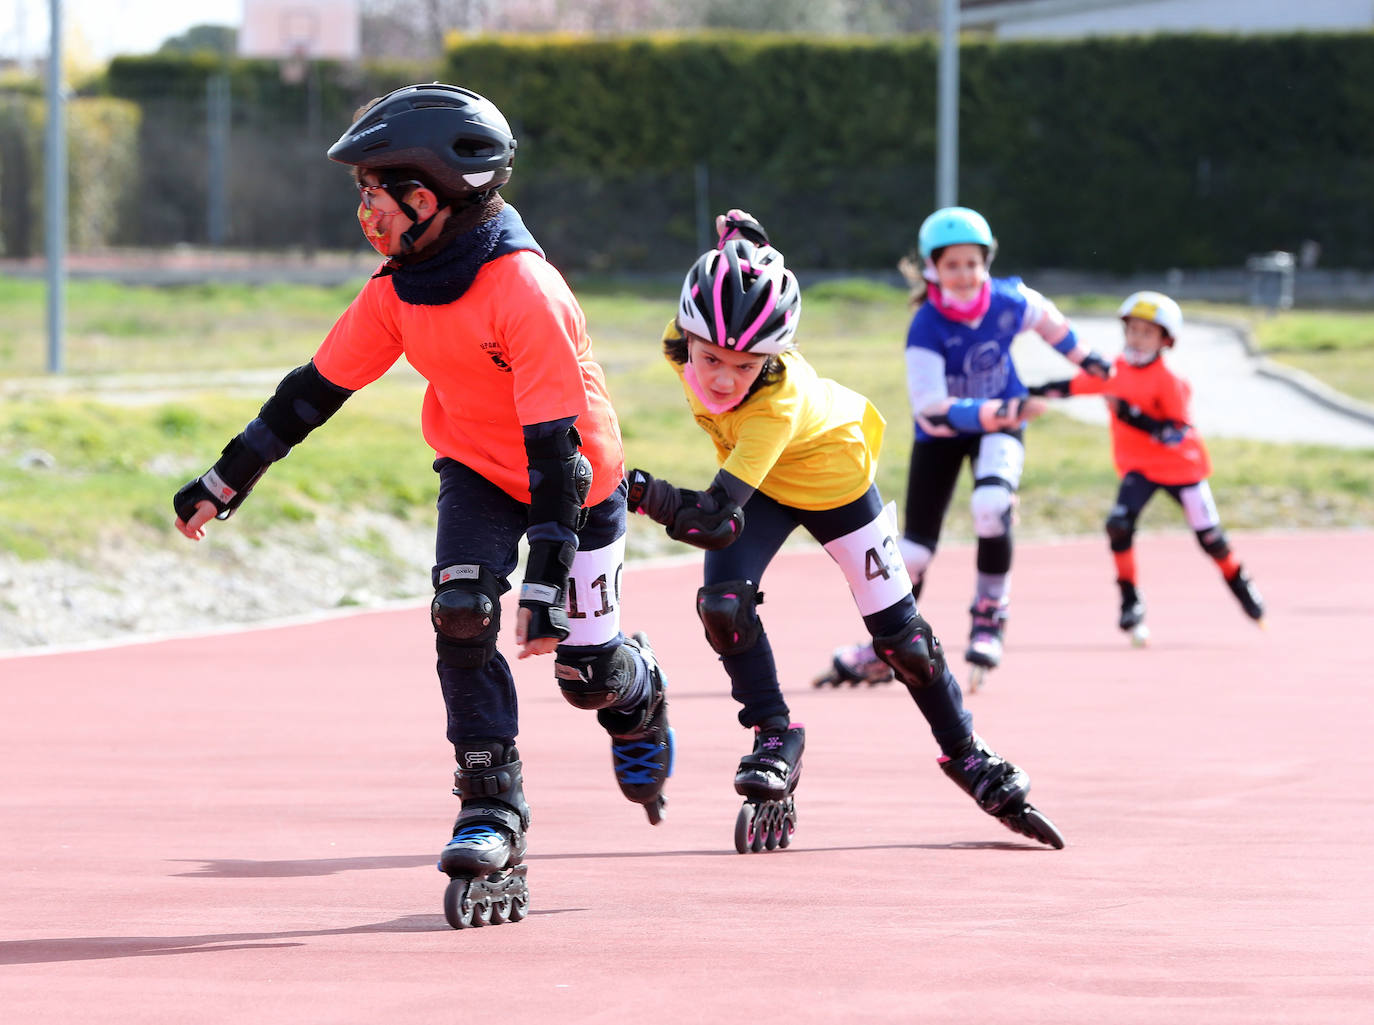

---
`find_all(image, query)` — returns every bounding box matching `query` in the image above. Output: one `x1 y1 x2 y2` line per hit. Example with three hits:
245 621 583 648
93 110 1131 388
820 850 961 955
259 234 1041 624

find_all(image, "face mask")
357 203 394 256
927 279 992 324
1122 346 1160 367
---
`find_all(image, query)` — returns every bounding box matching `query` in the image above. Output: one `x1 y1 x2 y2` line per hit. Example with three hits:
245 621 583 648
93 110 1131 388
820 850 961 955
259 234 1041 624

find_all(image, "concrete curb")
1201 316 1374 429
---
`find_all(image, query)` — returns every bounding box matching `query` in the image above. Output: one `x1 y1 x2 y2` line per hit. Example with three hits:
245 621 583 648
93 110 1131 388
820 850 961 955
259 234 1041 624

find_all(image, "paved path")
1013 316 1374 448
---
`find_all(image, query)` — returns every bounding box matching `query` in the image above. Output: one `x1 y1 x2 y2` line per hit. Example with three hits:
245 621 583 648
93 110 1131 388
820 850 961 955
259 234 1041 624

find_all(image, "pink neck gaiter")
926 279 992 324
684 362 740 414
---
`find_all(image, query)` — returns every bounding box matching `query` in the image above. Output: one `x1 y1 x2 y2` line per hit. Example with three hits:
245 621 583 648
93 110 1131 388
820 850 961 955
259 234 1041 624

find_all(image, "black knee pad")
872 611 947 689
1195 526 1230 559
554 642 636 710
696 580 763 656
1105 509 1136 552
431 565 504 669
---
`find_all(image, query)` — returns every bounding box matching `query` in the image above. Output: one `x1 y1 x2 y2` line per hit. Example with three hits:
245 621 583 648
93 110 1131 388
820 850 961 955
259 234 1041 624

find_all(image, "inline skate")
811 641 895 687
938 734 1064 849
438 741 530 929
1117 579 1149 647
733 720 804 853
965 597 1008 693
597 632 675 824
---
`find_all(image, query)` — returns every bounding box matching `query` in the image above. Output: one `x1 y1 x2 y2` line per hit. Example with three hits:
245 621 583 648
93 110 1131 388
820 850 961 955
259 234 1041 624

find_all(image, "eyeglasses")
356 179 423 211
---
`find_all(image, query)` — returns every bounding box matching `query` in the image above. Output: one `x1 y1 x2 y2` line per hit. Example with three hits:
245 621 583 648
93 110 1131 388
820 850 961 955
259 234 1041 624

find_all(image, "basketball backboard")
239 0 361 61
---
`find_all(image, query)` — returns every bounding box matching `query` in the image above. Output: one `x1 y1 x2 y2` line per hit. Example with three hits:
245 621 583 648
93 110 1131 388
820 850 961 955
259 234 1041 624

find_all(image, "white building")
960 0 1374 39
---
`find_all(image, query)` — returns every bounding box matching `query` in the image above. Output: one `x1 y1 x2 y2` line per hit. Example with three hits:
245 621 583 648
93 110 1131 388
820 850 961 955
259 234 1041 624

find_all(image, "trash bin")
1246 251 1294 311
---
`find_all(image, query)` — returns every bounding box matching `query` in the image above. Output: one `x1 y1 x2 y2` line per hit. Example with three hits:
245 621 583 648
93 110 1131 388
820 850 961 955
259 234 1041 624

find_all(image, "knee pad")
554 642 636 710
872 611 947 689
1105 509 1136 552
1195 526 1230 559
696 579 763 656
970 484 1014 539
431 565 504 669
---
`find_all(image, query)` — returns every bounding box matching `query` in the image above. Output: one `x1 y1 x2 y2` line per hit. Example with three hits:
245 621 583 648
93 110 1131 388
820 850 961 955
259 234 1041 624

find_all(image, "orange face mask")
357 203 395 256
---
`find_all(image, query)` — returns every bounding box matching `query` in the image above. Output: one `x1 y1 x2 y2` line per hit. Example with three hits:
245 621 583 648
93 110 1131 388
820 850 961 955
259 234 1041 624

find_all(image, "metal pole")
694 162 711 256
207 71 231 246
936 0 959 209
45 0 67 374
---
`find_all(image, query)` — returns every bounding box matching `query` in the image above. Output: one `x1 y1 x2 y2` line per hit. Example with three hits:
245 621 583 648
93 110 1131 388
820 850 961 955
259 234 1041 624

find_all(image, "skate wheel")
734 802 756 854
1001 806 1066 850
490 894 511 925
471 895 494 927
443 877 475 930
643 795 666 826
509 889 529 922
1130 623 1150 647
967 664 988 693
762 803 782 850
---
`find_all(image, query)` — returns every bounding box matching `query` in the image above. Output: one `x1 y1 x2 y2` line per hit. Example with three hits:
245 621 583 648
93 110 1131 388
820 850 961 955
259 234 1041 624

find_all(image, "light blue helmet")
918 206 996 261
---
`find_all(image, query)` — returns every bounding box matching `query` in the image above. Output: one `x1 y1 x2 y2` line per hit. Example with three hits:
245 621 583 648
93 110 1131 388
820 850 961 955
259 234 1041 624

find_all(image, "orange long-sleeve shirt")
1068 354 1211 484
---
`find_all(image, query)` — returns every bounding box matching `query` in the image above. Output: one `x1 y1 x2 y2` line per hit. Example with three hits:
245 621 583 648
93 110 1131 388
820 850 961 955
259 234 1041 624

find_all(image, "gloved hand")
173 435 268 524
1026 380 1072 399
1079 351 1113 379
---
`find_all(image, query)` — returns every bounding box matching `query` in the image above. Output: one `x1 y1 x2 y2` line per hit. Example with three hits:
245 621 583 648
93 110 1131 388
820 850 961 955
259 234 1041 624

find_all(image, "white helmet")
1118 291 1183 343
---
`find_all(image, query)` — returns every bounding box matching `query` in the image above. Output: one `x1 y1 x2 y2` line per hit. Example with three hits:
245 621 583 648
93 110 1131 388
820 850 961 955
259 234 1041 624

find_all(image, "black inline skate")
733 720 804 853
1226 569 1266 626
438 741 531 929
938 734 1065 849
1117 579 1149 647
965 597 1008 693
597 632 675 824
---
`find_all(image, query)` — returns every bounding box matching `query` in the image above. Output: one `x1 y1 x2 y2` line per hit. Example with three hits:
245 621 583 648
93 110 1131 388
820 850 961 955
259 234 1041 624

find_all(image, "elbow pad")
257 362 353 449
526 425 593 531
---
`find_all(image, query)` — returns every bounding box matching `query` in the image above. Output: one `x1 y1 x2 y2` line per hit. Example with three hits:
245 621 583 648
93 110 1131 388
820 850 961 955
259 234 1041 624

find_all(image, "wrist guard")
1027 380 1072 399
667 483 744 550
520 538 575 642
173 435 269 522
1079 351 1112 379
626 468 682 525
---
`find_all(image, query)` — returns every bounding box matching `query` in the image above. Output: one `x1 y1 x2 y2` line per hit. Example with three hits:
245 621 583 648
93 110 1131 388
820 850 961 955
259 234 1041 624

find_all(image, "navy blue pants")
433 457 626 745
704 486 972 752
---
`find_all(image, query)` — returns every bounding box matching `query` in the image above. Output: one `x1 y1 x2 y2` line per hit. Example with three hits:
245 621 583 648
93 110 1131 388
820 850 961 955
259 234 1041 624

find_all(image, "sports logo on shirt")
480 339 511 372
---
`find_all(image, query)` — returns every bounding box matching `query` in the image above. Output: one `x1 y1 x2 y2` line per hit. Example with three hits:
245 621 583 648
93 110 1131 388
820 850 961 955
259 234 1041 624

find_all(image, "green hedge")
58 30 1374 271
0 94 140 258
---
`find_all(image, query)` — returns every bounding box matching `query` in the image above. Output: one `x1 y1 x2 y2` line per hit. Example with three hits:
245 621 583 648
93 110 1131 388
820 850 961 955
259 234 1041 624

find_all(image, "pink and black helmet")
678 240 801 355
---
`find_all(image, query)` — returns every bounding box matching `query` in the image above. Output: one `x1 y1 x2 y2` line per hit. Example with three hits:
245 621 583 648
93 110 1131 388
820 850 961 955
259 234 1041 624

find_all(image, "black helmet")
326 83 516 199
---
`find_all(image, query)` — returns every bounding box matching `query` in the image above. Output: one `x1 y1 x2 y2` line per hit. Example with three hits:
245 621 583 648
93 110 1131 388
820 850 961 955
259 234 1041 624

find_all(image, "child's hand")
916 398 958 437
716 209 770 248
978 397 1043 431
1027 380 1072 399
1079 351 1113 379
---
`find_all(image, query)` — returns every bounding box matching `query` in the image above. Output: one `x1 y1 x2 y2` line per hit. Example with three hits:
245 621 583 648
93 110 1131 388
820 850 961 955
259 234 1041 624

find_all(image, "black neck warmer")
384 214 503 307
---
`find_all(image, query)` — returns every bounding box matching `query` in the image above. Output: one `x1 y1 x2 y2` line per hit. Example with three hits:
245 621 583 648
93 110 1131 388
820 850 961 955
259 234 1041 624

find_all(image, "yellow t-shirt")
665 325 885 511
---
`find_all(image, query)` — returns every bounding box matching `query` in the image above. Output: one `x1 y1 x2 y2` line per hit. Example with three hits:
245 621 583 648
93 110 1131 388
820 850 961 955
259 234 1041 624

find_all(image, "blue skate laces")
611 729 676 786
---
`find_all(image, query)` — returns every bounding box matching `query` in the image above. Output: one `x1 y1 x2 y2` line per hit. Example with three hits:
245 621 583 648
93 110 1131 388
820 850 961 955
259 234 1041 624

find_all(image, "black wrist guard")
719 214 771 248
520 538 576 642
173 434 269 522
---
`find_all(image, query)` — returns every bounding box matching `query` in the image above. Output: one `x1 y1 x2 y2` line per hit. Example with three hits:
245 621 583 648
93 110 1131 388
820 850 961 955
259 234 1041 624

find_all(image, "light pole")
45 0 67 373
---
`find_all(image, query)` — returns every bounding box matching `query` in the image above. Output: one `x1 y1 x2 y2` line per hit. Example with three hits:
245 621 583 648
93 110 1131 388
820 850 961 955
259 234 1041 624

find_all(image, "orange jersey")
1069 355 1211 484
312 250 624 506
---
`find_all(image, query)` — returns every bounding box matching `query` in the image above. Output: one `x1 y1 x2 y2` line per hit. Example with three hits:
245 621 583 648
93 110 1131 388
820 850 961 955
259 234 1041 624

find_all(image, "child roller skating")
1031 291 1268 644
733 719 804 853
815 206 1110 693
174 84 677 929
628 209 1067 853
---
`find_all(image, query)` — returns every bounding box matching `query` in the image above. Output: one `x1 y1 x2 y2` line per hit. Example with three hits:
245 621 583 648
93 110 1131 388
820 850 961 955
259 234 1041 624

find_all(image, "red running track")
2 531 1372 1024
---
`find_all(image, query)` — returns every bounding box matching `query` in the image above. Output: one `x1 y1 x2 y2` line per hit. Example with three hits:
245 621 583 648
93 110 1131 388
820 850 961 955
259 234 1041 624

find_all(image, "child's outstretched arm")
1017 284 1111 379
626 467 749 550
